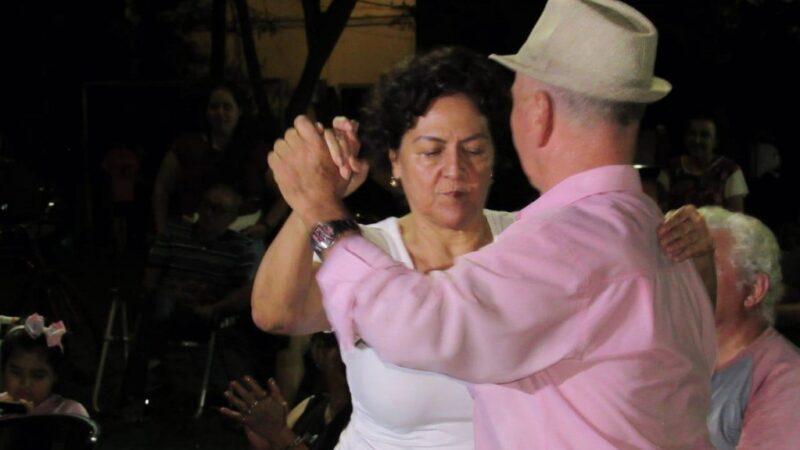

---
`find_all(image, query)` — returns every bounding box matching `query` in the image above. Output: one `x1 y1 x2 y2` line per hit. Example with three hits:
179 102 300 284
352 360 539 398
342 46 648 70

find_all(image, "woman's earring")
389 176 400 188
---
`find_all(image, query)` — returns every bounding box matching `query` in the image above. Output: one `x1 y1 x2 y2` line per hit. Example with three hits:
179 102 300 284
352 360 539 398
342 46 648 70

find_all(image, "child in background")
0 314 88 417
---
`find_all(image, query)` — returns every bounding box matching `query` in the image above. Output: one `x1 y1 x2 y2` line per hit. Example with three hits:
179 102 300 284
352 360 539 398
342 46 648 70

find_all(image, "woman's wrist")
271 427 304 449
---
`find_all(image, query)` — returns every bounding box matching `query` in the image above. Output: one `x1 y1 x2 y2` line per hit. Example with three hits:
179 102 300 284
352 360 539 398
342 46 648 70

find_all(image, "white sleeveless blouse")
334 210 516 449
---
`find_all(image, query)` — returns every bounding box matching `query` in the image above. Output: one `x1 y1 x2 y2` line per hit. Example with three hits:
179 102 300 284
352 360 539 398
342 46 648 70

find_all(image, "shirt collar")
518 165 643 219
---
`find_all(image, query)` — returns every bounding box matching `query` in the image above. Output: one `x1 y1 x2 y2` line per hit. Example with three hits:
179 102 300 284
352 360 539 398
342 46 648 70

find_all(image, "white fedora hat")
490 0 671 103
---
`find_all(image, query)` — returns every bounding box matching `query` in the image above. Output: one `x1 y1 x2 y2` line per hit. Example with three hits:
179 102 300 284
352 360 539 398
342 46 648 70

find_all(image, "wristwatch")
310 218 360 258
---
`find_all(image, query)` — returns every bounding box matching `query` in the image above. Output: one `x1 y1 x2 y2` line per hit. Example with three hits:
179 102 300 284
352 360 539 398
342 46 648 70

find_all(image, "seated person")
0 314 88 417
699 207 800 448
221 332 350 450
121 184 260 419
668 116 748 212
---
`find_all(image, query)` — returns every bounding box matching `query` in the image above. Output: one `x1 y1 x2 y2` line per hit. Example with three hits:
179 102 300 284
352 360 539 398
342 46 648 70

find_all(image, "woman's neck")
685 154 716 172
715 316 768 369
209 129 231 151
399 212 492 273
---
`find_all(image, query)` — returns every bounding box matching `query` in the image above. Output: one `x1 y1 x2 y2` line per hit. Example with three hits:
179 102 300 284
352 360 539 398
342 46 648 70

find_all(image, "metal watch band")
310 218 359 257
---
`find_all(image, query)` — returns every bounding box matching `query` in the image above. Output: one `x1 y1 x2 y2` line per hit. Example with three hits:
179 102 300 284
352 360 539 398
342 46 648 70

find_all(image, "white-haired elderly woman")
699 206 800 449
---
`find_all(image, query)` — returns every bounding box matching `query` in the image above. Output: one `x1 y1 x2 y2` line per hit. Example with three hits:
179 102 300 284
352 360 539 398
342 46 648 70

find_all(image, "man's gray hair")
546 83 646 127
699 206 784 323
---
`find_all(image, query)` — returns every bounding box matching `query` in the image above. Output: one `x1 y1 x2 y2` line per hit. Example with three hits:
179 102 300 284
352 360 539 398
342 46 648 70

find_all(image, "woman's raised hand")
326 116 369 197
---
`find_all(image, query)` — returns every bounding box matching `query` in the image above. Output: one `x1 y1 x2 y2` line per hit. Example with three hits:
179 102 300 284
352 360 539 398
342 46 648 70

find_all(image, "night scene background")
0 1 798 449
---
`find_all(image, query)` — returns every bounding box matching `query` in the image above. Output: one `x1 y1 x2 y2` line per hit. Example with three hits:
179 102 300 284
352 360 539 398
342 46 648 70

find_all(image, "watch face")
311 219 359 255
311 223 335 250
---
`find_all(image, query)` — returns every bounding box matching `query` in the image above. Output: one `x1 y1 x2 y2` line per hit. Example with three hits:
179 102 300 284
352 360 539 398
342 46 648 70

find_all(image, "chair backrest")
0 414 100 450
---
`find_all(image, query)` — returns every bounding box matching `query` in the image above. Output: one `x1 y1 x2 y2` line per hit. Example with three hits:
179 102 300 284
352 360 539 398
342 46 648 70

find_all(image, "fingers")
242 375 267 400
224 389 250 413
671 238 713 262
350 156 369 175
283 127 304 153
324 129 351 179
661 220 698 248
658 205 694 238
659 206 702 248
333 116 360 152
229 380 256 406
267 378 287 408
293 115 325 150
219 406 244 422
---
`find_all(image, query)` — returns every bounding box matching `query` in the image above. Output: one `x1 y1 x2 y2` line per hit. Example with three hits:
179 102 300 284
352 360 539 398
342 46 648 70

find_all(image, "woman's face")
207 88 241 136
3 350 56 406
391 94 494 229
685 119 716 162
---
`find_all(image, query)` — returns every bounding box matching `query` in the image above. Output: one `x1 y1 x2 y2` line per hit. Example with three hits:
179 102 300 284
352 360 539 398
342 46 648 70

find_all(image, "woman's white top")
334 210 516 449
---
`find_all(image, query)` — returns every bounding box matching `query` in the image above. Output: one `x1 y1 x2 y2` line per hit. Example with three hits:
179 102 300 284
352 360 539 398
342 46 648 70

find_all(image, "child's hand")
18 398 34 414
0 392 35 414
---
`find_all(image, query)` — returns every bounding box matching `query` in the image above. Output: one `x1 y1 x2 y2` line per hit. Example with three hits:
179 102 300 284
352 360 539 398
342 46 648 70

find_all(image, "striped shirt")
149 221 257 307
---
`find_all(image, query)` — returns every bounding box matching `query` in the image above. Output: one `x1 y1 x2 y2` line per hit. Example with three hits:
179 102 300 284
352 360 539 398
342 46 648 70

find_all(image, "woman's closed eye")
420 148 443 157
464 147 486 156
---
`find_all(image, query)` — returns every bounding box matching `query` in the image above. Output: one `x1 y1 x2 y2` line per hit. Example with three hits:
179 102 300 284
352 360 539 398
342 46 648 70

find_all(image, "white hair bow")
23 313 66 351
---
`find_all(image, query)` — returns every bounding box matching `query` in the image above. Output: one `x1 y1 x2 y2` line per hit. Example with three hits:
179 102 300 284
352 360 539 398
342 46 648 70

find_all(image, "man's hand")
658 205 714 262
658 205 717 305
268 115 350 227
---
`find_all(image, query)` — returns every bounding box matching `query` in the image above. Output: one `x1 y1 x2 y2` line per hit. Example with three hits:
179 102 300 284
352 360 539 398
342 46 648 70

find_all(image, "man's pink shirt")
318 165 717 449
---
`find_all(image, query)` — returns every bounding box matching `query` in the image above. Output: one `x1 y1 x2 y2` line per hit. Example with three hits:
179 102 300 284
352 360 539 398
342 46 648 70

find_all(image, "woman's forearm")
251 212 329 334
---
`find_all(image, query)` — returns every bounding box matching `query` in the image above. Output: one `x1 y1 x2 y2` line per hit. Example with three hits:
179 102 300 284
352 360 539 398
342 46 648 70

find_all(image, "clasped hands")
268 116 715 263
268 116 368 228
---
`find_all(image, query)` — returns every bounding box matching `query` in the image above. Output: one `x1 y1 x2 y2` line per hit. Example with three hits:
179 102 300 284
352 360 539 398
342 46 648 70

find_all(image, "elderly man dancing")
699 207 800 449
267 0 716 448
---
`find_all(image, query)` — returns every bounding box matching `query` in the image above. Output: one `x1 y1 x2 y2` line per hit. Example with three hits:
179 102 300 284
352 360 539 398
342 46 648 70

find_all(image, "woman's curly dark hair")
359 46 511 169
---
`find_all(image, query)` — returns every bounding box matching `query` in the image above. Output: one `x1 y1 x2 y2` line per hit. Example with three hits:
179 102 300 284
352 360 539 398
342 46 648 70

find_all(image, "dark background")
0 1 797 448
1 0 798 241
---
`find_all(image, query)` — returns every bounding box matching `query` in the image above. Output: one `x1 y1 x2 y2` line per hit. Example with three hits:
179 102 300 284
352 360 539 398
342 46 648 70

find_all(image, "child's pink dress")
1 392 89 418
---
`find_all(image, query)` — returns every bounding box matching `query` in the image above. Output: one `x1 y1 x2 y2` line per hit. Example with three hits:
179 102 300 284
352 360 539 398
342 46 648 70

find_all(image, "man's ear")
526 90 554 149
744 272 770 310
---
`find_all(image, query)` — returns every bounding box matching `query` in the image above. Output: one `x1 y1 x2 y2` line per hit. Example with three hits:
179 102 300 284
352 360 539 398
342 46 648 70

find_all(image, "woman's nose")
442 148 463 178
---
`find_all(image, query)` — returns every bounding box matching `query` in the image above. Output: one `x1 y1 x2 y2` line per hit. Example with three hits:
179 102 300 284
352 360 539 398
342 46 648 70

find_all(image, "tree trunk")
283 0 357 125
232 0 277 126
210 0 227 81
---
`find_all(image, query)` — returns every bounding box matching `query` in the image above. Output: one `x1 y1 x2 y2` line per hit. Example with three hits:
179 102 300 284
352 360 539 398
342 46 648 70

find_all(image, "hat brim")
490 53 671 104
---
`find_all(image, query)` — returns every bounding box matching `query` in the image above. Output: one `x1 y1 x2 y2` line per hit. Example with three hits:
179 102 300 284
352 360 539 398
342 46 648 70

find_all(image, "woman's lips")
439 190 468 199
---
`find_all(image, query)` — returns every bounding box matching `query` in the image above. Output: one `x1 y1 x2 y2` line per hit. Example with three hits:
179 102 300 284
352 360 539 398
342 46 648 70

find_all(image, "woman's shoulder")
358 216 408 259
483 209 517 236
359 216 399 244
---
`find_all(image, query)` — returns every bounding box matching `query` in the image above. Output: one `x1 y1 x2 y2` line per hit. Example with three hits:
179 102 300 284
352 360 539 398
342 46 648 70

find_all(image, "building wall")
187 0 415 89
